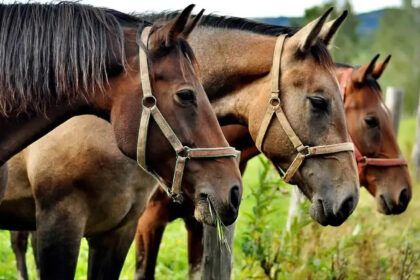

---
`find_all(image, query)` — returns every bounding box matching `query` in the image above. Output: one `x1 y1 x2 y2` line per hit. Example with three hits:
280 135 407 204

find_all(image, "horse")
0 3 243 279
7 8 361 280
132 53 412 279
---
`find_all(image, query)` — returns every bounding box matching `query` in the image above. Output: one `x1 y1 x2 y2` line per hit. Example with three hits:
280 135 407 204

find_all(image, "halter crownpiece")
339 68 407 175
255 35 355 183
136 26 240 203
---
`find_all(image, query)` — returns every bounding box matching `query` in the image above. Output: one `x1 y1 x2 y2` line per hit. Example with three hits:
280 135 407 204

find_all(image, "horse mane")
140 11 333 69
141 11 298 35
0 2 145 115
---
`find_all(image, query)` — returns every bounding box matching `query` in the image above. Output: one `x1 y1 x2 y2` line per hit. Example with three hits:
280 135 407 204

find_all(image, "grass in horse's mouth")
207 197 231 254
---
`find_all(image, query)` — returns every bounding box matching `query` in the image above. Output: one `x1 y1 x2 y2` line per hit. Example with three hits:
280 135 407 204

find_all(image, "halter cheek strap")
136 27 240 203
339 68 407 175
255 35 355 183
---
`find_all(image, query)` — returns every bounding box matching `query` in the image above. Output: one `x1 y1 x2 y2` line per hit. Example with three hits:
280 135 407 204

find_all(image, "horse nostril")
338 196 355 217
398 188 410 206
229 185 241 211
199 192 208 201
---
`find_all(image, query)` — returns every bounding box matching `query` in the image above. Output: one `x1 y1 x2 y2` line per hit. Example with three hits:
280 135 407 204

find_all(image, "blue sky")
3 0 411 17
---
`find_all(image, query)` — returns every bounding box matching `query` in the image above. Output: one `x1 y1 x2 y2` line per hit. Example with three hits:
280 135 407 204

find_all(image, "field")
0 117 418 279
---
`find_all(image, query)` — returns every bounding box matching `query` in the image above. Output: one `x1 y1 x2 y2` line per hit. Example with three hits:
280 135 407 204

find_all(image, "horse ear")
319 10 348 46
289 7 333 53
164 4 195 46
182 9 204 38
372 54 391 80
351 54 380 84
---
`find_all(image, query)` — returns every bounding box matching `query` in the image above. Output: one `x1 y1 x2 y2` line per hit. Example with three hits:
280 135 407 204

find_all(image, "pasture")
0 116 417 279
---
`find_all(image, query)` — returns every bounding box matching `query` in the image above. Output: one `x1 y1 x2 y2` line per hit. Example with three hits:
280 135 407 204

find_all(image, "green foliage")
371 6 420 114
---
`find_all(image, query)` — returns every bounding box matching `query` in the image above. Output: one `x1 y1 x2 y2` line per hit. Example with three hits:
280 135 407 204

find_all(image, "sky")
2 0 407 17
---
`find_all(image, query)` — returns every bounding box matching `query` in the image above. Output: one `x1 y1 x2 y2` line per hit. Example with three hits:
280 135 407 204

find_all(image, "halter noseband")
255 35 355 183
339 68 407 176
136 27 240 203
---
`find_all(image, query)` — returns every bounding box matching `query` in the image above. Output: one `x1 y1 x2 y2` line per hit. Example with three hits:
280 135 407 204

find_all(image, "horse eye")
176 89 196 103
307 96 329 111
365 116 379 128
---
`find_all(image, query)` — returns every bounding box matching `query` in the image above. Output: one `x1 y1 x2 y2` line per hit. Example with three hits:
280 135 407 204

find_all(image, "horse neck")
0 95 110 164
189 27 277 124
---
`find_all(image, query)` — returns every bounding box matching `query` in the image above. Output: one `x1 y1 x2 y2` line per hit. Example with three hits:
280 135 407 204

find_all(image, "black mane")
141 11 298 36
0 2 145 115
140 11 334 68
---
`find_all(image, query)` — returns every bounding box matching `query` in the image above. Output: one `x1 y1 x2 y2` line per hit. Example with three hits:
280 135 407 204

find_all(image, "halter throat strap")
255 35 355 183
136 27 240 203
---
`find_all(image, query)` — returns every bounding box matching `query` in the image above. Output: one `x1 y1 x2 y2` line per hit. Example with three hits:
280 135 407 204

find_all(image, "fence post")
385 87 404 134
412 96 420 182
201 223 235 280
285 186 305 233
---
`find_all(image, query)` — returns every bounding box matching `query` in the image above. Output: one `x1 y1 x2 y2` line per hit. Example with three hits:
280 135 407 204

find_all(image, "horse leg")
10 231 30 280
134 190 183 280
30 231 40 279
185 218 204 280
35 196 86 280
86 219 138 280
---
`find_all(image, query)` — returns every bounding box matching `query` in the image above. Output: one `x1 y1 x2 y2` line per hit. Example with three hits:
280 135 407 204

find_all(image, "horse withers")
0 3 242 279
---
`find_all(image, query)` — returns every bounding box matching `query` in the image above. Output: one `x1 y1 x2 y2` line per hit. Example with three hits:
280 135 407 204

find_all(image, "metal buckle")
297 145 310 157
142 96 156 108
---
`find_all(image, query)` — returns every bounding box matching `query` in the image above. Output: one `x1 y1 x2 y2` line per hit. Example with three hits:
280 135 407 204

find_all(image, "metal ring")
142 96 156 108
177 146 190 158
298 145 310 157
269 96 280 108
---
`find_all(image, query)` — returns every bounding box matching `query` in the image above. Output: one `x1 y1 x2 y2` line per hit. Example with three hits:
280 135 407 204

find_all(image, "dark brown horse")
6 7 361 280
131 17 411 279
0 3 243 279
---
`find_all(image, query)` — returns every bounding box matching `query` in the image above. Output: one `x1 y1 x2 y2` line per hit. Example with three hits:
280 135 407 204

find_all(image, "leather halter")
255 35 355 183
136 27 240 203
339 68 407 175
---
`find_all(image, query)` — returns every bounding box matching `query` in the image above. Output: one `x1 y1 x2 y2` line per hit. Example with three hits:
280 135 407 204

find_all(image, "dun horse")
0 3 243 279
132 55 412 278
5 8 361 280
130 16 412 279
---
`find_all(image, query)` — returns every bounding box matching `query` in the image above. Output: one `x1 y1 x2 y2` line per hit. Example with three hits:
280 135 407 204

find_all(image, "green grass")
0 116 418 279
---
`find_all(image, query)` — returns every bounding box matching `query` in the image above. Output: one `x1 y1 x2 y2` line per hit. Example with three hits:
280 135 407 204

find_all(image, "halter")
339 68 407 176
136 27 240 203
255 35 355 183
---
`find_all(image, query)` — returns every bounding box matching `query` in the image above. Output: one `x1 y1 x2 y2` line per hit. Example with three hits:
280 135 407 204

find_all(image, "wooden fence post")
412 96 420 182
200 223 235 280
385 87 404 134
285 186 305 233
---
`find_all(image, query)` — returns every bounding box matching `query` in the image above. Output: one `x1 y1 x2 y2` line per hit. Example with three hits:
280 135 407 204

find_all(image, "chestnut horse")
5 7 361 279
0 3 243 279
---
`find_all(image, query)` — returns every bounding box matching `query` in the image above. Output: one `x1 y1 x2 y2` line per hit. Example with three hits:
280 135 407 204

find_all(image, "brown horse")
337 55 411 214
131 16 411 278
131 55 412 280
6 7 360 280
0 3 243 279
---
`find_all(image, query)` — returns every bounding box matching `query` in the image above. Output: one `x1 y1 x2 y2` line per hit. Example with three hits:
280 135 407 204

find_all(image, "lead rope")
255 35 355 183
136 27 240 203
